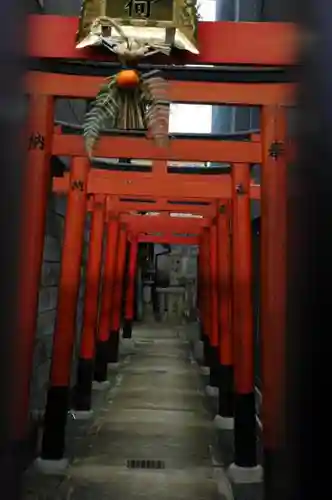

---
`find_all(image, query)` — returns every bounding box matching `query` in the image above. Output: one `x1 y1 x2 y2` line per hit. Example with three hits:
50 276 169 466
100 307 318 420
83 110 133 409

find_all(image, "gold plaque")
107 0 174 22
76 0 199 54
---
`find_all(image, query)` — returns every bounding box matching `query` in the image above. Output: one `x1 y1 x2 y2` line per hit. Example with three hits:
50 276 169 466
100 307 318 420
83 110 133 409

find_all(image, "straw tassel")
83 69 169 157
141 70 169 147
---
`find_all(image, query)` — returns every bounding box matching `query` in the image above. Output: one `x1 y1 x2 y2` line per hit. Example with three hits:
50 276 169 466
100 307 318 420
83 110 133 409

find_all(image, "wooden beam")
136 234 198 245
54 173 232 199
27 16 297 66
52 135 261 164
120 214 208 232
87 195 216 216
53 171 261 200
26 72 294 106
85 194 217 217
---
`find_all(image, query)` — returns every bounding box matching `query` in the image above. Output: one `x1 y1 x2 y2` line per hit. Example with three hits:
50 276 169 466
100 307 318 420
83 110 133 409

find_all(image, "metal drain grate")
126 459 165 470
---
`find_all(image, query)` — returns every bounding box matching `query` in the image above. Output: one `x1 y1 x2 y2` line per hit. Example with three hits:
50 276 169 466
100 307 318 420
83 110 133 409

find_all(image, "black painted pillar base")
199 323 205 341
73 358 94 411
209 346 220 387
218 364 234 417
234 392 257 467
94 340 108 382
202 334 211 365
107 330 120 363
41 386 69 460
122 319 132 339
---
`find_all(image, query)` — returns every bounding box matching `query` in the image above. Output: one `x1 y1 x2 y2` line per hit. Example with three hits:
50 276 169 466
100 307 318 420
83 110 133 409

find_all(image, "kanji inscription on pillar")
28 132 45 151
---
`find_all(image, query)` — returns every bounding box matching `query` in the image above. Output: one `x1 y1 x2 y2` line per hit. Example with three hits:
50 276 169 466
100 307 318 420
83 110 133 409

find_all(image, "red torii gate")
27 15 297 65
24 15 292 484
124 213 203 336
53 168 261 200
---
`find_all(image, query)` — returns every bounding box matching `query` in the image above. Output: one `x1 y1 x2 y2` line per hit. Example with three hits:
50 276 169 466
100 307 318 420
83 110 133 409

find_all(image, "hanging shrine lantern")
76 0 199 157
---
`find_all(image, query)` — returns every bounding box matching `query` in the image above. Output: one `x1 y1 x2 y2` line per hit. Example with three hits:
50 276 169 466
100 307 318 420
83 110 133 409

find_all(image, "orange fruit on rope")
115 69 140 88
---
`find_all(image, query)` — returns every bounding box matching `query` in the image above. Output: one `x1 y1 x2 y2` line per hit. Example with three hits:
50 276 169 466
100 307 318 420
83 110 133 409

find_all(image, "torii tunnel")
0 11 310 500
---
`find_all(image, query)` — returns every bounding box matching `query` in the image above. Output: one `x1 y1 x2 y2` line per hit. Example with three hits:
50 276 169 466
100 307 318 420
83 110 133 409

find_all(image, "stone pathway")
23 324 225 499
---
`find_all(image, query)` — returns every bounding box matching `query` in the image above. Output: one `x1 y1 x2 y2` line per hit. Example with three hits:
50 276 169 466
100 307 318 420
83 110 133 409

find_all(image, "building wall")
260 0 295 21
212 0 261 135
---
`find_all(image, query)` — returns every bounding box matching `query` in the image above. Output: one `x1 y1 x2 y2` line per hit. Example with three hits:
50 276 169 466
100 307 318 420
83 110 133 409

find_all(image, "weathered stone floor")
23 324 224 499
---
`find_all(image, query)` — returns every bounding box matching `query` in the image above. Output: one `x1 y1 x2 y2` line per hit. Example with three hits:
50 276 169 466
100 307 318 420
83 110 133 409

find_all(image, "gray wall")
30 193 89 413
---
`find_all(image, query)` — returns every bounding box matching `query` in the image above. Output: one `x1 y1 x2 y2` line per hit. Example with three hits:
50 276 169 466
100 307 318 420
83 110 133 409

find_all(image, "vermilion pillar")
94 214 119 382
216 201 234 421
16 96 53 441
197 235 203 331
109 225 128 362
210 223 219 349
74 195 105 412
261 105 287 495
230 163 259 474
123 235 138 339
199 229 211 367
197 241 202 326
40 157 89 463
208 223 220 389
197 238 206 340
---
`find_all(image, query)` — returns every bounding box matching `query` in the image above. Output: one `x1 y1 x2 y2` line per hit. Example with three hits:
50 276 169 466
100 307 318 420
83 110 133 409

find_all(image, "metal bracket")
269 141 285 160
235 184 246 195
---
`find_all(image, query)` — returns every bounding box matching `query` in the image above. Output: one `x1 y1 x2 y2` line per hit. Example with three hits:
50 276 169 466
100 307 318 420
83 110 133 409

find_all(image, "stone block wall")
29 193 89 414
